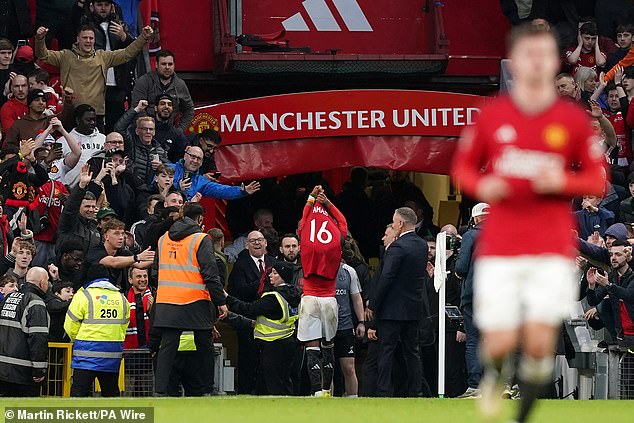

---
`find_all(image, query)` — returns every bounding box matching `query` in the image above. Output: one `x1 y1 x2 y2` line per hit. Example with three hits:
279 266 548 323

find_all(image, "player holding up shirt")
452 22 605 423
297 185 348 397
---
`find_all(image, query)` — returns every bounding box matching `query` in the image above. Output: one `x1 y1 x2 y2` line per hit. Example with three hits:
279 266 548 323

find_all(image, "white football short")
296 296 339 342
473 255 577 331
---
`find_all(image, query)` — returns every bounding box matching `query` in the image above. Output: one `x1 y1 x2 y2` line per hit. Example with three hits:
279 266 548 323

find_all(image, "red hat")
15 45 34 63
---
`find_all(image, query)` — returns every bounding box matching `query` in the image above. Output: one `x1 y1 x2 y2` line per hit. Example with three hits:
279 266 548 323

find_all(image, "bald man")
169 145 261 201
227 229 275 394
0 267 50 397
0 74 29 135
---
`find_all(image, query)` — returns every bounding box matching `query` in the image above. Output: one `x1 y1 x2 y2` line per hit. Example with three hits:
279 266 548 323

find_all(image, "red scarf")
124 288 152 349
0 215 9 256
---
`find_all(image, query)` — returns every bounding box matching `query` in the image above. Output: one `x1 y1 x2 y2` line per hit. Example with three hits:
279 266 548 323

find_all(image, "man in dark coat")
0 267 49 397
368 207 430 397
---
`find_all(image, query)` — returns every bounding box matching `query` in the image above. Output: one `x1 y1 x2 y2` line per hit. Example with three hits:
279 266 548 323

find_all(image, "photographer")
455 203 489 398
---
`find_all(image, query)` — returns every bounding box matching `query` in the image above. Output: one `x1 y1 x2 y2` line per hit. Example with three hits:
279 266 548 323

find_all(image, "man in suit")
227 230 275 394
368 207 429 397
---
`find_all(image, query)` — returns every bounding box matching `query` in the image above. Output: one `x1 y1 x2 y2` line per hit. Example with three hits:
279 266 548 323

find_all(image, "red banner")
192 90 483 144
190 90 485 181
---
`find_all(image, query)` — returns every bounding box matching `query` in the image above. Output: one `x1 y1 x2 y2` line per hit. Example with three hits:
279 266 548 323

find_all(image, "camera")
446 235 461 252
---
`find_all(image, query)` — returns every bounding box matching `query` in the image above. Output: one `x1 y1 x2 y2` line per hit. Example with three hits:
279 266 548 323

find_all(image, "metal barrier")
40 342 72 397
608 347 634 399
122 349 154 397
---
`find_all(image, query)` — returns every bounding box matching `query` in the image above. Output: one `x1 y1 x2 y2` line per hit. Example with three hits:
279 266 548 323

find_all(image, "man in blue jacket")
455 202 489 399
170 146 260 201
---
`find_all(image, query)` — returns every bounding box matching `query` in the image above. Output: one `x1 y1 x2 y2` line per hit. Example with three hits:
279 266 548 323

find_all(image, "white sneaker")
313 390 331 397
478 372 504 421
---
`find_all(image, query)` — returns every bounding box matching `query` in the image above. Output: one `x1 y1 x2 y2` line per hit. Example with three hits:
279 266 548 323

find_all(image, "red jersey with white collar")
299 201 348 297
452 96 605 258
604 109 632 166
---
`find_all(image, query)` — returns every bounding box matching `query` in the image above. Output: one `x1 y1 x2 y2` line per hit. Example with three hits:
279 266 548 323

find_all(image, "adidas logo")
311 364 321 370
323 363 334 369
348 347 354 355
283 0 373 32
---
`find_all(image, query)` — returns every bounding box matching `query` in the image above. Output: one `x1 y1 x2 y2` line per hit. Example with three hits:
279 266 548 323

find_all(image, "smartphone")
151 154 159 162
52 142 62 150
104 157 112 164
445 306 463 319
212 171 222 179
596 268 606 277
11 40 27 64
183 171 191 180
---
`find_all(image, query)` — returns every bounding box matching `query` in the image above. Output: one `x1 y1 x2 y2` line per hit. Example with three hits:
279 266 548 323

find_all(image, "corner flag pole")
434 232 447 398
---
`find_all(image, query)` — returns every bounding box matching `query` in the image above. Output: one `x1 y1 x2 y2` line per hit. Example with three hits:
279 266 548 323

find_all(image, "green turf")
1 397 631 423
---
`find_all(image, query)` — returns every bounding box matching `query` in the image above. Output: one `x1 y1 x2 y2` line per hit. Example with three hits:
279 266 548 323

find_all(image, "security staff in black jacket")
226 261 300 396
0 267 50 397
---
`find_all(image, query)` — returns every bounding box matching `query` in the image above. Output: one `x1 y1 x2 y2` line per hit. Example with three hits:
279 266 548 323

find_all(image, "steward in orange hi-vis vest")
152 206 227 396
157 232 211 305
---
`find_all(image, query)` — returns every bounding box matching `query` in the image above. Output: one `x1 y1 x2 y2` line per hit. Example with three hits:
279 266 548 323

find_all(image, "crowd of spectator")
0 0 632 400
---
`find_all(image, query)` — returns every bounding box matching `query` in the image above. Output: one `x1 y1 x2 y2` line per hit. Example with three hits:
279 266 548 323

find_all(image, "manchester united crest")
189 113 219 134
543 123 569 150
12 182 27 200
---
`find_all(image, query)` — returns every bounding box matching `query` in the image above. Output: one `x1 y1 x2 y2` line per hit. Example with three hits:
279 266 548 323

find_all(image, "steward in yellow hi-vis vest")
153 205 227 396
64 278 130 397
226 261 300 395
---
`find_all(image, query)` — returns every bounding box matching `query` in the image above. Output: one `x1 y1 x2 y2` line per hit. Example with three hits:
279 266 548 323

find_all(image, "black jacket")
587 267 634 338
153 217 226 330
115 107 189 163
369 232 429 321
55 185 101 255
227 249 275 302
227 284 301 321
455 224 481 309
0 283 49 385
45 295 71 342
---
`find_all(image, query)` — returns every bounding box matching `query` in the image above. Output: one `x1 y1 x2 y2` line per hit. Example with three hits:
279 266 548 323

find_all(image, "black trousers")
71 368 120 397
445 331 467 397
236 328 258 394
167 351 212 396
361 340 379 396
256 337 295 395
0 380 39 397
376 319 422 397
154 328 214 395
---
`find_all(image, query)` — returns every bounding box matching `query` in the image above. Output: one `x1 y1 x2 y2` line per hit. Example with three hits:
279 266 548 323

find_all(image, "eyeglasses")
185 151 203 161
248 238 265 244
138 127 155 132
109 140 124 145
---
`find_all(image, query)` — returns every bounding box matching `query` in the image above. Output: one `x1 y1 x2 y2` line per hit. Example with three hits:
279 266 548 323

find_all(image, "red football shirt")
604 110 632 166
564 48 606 75
299 201 348 297
34 180 68 243
452 96 605 258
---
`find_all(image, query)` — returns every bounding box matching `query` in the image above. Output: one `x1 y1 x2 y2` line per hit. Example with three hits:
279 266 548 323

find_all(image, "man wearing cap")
4 89 50 148
226 260 301 395
455 202 490 399
0 74 28 137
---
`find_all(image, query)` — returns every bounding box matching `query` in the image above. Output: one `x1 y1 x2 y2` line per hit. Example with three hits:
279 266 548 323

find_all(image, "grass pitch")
1 397 630 423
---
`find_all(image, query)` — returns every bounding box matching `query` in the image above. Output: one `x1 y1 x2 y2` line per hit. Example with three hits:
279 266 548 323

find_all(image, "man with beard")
115 94 188 163
4 89 50 148
278 233 302 286
586 240 634 344
131 50 194 131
